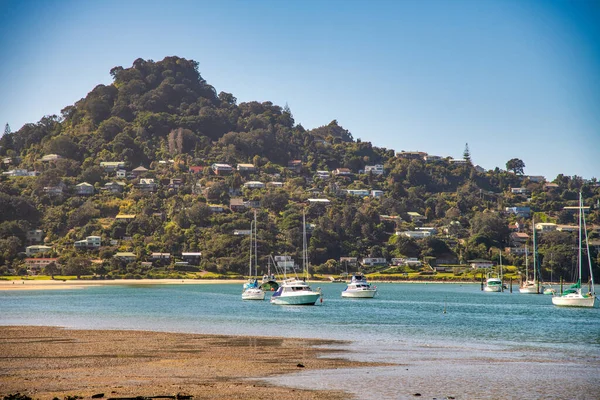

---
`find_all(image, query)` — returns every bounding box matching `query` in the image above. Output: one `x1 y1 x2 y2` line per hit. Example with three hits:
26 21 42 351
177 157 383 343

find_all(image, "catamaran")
242 211 265 301
270 210 321 306
552 193 596 307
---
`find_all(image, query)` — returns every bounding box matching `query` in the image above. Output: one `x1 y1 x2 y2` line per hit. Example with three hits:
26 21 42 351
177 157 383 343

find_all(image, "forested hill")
0 56 598 280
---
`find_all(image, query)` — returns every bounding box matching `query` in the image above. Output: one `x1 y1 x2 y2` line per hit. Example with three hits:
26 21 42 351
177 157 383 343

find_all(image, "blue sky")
1 0 598 180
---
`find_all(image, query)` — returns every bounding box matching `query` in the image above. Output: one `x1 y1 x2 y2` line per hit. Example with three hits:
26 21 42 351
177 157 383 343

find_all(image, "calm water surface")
1 283 599 399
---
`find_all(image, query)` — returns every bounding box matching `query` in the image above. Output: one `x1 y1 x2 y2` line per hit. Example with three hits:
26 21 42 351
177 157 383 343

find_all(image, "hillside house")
115 214 136 221
230 198 246 212
116 169 127 178
315 170 330 179
346 189 370 197
364 164 384 175
391 258 422 267
234 229 252 236
535 222 557 232
334 168 352 176
287 160 302 173
137 178 156 193
189 166 204 174
41 154 62 162
557 225 578 232
449 158 467 165
361 257 387 266
74 236 102 249
114 252 136 262
527 175 545 183
244 181 265 189
131 166 149 178
396 231 431 238
407 212 426 222
505 207 531 218
237 163 257 173
43 185 64 196
181 252 202 265
423 155 442 162
511 188 528 195
506 247 527 255
212 163 233 175
24 258 60 275
26 229 44 244
168 178 183 190
103 181 125 194
76 182 95 196
151 253 171 265
3 169 36 177
26 245 53 257
509 232 529 246
396 151 427 160
469 259 494 269
380 215 402 223
267 181 283 187
339 257 358 268
100 161 126 172
371 190 384 198
244 200 261 208
208 204 225 213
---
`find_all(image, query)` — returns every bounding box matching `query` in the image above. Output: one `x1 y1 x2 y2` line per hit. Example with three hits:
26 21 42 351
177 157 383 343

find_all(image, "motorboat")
341 273 377 298
270 278 321 305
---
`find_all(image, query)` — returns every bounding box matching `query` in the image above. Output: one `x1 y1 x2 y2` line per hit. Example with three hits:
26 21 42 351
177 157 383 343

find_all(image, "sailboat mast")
254 210 258 277
302 209 308 280
248 220 253 277
532 218 537 283
581 193 595 294
578 192 582 287
525 245 529 282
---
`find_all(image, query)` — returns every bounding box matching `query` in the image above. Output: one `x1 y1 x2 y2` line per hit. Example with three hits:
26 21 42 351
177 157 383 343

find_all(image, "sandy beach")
0 326 382 399
0 279 248 291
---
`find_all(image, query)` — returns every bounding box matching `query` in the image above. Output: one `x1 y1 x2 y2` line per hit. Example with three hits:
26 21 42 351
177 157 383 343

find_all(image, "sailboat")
552 193 596 307
520 221 544 294
484 252 503 292
242 211 265 301
270 210 321 306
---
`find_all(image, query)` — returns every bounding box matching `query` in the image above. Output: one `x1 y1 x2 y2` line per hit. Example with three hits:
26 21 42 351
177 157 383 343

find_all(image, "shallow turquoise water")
1 282 599 399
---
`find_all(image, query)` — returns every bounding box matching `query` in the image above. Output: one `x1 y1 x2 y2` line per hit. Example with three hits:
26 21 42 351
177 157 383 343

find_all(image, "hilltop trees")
506 158 525 175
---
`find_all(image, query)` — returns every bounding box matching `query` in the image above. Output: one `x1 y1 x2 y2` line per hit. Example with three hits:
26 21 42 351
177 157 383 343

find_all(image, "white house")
396 231 431 238
535 222 557 232
361 257 387 266
211 163 233 175
346 189 370 197
237 163 257 173
74 236 102 249
469 259 494 269
371 190 384 198
243 181 265 189
364 164 384 175
26 245 53 257
511 188 528 195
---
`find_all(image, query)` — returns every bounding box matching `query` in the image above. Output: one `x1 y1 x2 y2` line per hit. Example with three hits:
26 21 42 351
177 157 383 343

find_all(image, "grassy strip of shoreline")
0 326 386 400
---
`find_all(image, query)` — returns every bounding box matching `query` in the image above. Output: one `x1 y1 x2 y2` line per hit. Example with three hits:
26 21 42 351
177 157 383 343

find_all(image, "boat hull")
519 286 542 294
270 292 320 305
341 289 377 298
552 294 595 307
242 289 265 300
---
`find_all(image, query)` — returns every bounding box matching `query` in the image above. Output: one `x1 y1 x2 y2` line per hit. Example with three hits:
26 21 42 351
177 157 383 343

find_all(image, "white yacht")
270 210 321 306
484 252 503 292
341 273 377 298
520 221 543 294
552 193 596 308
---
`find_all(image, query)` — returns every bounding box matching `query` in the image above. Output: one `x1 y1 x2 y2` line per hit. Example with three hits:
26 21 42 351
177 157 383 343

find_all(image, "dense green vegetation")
1 56 598 282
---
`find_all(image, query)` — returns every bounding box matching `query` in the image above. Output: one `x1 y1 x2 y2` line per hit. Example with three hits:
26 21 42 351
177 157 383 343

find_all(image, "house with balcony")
364 164 384 175
103 181 126 194
24 258 60 275
361 257 387 266
43 183 65 196
230 198 246 212
181 252 202 265
510 232 529 246
315 170 330 179
505 206 531 218
212 163 233 175
76 182 95 196
100 161 126 172
137 178 157 193
74 236 102 249
26 245 53 257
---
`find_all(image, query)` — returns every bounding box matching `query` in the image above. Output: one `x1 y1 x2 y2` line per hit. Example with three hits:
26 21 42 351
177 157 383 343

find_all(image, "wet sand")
0 326 381 399
0 279 248 291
